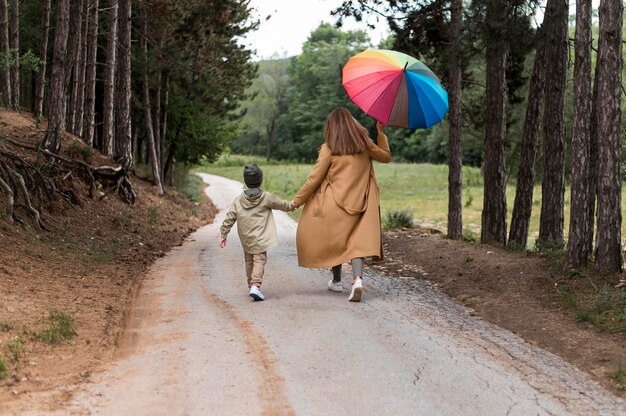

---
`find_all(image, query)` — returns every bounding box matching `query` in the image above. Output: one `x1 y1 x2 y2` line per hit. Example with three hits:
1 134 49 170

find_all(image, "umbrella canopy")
342 49 448 129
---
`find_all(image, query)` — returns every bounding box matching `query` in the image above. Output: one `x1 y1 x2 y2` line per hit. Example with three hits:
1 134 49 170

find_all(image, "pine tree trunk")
537 0 568 249
102 0 117 156
82 0 99 146
588 55 599 257
566 0 593 268
8 0 18 110
0 1 11 108
446 0 462 240
64 0 82 128
153 68 162 167
481 4 508 246
72 0 89 137
141 13 163 195
594 0 623 273
114 0 132 168
34 0 51 119
41 0 70 154
508 37 547 250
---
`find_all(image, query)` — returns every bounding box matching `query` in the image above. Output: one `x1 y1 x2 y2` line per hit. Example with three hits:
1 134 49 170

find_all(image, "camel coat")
293 133 391 268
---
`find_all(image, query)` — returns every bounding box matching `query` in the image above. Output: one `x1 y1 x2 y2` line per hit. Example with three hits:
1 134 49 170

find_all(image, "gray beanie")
243 164 263 188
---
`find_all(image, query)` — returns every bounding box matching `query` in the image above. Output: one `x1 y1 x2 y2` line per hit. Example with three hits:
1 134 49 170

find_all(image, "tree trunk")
594 0 623 273
0 1 11 108
114 0 132 168
161 74 169 170
537 0 568 249
446 0 462 240
163 142 176 187
566 0 593 268
64 0 82 128
153 68 162 167
41 0 70 154
481 3 508 246
69 0 87 135
8 0 18 110
508 37 547 250
588 53 600 258
102 0 117 157
141 12 163 195
82 0 99 146
34 0 51 119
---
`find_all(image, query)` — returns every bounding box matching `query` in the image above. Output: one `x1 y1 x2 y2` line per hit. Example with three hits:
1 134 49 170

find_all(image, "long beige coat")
293 133 391 268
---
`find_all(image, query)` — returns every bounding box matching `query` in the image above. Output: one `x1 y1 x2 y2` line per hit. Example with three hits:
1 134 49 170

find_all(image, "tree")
8 0 18 110
41 0 70 154
566 0 593 267
537 0 568 249
480 1 508 246
0 0 11 108
33 0 51 119
82 0 99 146
102 0 117 156
69 0 87 135
114 0 132 168
594 0 623 273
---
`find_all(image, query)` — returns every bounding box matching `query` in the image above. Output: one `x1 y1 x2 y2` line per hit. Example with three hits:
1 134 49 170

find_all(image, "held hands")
376 121 386 135
290 200 299 211
219 236 227 248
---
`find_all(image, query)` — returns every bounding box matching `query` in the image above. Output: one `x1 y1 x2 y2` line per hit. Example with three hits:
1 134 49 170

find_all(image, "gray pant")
331 257 364 282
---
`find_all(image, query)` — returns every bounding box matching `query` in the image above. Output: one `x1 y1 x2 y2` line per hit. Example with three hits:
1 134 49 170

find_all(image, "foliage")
383 209 414 230
561 285 626 333
33 311 77 344
0 358 6 380
611 365 626 390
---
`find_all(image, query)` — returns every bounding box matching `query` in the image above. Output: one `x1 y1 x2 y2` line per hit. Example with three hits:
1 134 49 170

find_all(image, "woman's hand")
376 121 385 135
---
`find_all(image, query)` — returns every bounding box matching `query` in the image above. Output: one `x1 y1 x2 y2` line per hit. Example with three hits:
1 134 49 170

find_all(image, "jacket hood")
241 188 265 209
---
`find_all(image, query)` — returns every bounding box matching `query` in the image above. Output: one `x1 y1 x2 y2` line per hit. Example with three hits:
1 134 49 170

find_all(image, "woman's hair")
324 107 370 155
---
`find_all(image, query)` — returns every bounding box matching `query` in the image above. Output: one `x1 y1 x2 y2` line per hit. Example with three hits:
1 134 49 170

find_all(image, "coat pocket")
309 183 327 218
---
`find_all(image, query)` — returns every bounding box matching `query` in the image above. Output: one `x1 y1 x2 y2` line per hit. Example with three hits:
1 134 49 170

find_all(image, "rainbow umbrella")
342 49 448 129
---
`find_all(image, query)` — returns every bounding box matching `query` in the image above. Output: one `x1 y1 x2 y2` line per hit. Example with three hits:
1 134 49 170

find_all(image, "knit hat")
243 164 263 188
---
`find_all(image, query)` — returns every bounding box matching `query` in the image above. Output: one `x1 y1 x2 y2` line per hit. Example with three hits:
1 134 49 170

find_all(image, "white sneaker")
348 278 363 302
328 280 343 292
249 286 265 301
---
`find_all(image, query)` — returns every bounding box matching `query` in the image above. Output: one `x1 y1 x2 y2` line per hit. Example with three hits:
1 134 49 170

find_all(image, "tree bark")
594 0 623 273
82 0 99 146
446 0 462 240
69 0 87 135
102 0 118 157
114 0 132 168
153 68 162 167
0 1 11 108
480 3 508 246
508 36 547 250
537 0 568 249
41 0 70 154
566 0 593 268
64 0 83 127
141 11 163 195
34 0 51 119
8 0 18 110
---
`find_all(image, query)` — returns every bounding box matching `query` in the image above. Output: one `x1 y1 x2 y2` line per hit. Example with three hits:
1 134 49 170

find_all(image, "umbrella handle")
403 61 408 70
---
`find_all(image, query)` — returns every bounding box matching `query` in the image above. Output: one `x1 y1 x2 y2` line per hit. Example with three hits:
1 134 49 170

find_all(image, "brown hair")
323 108 370 155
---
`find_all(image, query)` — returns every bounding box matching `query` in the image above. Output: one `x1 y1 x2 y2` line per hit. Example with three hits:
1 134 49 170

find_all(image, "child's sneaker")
249 286 265 301
328 279 343 292
348 278 363 302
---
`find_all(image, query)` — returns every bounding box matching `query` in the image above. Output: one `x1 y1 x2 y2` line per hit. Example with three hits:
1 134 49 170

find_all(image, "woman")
292 107 391 302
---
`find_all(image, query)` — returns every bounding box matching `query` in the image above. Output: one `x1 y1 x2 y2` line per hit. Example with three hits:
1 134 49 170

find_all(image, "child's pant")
244 251 267 287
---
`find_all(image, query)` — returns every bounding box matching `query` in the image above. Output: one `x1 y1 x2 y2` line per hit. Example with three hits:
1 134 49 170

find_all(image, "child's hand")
219 237 227 248
290 200 299 211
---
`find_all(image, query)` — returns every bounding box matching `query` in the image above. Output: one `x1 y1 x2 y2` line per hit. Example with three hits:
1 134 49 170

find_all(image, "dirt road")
64 174 624 415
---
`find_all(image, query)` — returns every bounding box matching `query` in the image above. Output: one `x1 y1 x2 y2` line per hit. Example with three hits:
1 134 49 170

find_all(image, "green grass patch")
0 358 7 380
557 289 577 309
0 321 14 332
92 249 112 263
5 337 24 363
610 365 626 390
383 209 414 230
147 206 160 225
33 311 77 344
66 141 95 164
567 286 626 333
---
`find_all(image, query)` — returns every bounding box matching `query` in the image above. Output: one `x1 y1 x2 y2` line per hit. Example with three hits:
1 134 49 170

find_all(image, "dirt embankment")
0 111 216 413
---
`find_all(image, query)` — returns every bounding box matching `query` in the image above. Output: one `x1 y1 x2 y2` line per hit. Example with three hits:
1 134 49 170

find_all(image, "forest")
0 0 624 273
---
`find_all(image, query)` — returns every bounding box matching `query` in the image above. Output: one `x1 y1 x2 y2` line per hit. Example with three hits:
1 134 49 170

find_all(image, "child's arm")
266 193 296 212
219 203 237 247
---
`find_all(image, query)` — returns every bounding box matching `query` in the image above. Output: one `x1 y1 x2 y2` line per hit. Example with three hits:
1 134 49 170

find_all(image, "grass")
0 358 6 380
5 337 24 363
0 320 14 332
610 365 626 390
561 285 626 333
383 209 414 230
33 311 77 344
196 156 626 247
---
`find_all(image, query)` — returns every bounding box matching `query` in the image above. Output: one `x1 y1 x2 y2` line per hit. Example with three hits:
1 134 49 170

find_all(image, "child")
219 164 295 301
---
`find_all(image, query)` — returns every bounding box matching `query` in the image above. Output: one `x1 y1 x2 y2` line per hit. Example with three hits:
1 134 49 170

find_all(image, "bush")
383 209 414 230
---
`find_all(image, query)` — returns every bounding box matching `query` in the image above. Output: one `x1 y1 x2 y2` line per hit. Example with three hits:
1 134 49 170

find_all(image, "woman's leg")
351 257 364 281
332 265 342 283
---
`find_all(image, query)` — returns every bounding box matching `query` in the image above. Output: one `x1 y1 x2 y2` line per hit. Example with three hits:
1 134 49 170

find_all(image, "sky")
244 0 390 60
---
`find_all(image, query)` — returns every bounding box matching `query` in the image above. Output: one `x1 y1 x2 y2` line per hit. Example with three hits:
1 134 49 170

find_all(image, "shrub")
33 311 77 344
383 209 414 230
